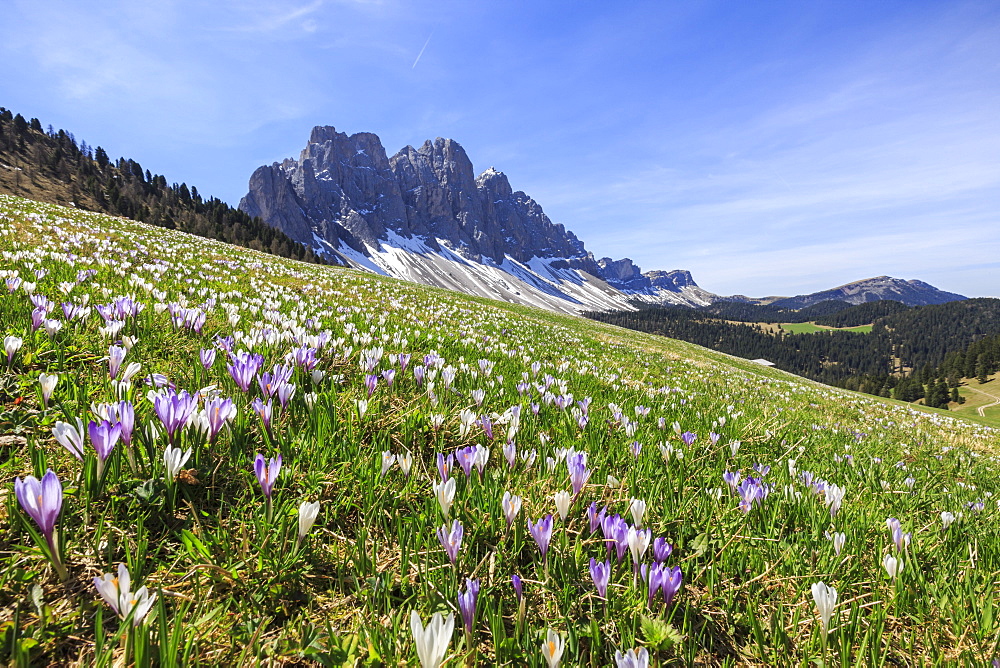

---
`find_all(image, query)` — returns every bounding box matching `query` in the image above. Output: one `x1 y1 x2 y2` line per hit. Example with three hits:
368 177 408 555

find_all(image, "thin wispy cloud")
219 0 325 33
412 33 433 69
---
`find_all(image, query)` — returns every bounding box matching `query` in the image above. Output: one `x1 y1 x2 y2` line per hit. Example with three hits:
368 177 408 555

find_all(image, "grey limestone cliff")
239 125 716 312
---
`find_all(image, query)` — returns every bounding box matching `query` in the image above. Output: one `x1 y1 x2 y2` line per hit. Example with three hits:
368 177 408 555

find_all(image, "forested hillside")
0 107 321 264
588 298 1000 402
697 299 853 323
813 300 912 327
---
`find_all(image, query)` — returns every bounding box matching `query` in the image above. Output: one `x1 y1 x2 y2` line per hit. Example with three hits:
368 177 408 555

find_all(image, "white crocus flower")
626 526 651 566
399 449 413 476
381 451 397 476
297 500 320 546
163 444 192 480
119 362 143 383
92 563 156 626
4 335 22 363
811 581 838 635
882 554 903 578
53 418 86 460
554 490 571 520
941 511 956 529
629 498 647 527
541 629 565 668
39 372 58 404
502 491 522 526
832 532 846 555
434 478 456 519
410 610 454 668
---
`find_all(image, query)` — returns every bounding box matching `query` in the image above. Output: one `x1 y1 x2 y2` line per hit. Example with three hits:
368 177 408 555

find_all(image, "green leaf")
180 529 212 562
639 615 683 651
135 479 157 501
690 532 710 557
29 584 44 620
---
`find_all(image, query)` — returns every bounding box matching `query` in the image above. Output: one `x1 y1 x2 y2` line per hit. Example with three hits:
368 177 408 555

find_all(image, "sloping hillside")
2 194 999 665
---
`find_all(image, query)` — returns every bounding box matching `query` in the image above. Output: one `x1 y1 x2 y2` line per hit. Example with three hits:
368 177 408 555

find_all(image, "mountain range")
0 109 972 315
233 125 961 314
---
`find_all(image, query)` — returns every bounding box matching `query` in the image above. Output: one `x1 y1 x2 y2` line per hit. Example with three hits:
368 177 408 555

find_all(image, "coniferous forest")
0 107 321 264
587 298 1000 406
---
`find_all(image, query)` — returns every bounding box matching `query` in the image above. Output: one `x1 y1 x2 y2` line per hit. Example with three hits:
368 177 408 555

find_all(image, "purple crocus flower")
14 469 68 580
503 441 517 467
228 351 263 392
588 502 607 534
116 401 135 447
251 397 273 433
200 348 216 370
589 557 611 598
437 519 464 565
89 419 122 472
413 365 426 386
154 389 198 443
257 370 279 398
275 381 296 409
738 477 771 512
602 514 629 562
478 415 494 440
14 469 62 546
398 353 411 371
215 335 234 353
568 454 591 497
723 470 742 490
290 346 318 371
436 452 454 481
652 538 673 563
457 578 480 637
661 566 683 607
381 369 396 386
528 514 554 560
108 345 127 380
512 574 523 602
681 431 697 446
709 432 721 445
642 563 666 607
253 453 282 499
31 307 46 332
887 518 911 551
456 446 478 477
204 397 236 442
364 374 378 397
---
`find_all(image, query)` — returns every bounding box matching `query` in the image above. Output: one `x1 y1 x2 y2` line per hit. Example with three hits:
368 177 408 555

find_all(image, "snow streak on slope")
322 231 637 315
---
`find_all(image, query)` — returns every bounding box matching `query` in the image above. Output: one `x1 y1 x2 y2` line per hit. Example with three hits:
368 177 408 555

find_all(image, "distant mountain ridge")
768 276 966 309
240 125 967 313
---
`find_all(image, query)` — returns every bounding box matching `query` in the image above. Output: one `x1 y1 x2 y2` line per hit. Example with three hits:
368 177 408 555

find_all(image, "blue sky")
3 0 999 297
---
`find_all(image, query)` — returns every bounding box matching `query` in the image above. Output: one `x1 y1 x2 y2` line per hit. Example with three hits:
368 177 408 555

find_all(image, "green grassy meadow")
779 322 873 335
2 193 1000 666
952 374 1000 428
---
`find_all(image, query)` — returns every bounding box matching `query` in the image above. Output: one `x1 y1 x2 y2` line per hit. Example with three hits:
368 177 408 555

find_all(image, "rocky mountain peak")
309 125 339 144
239 124 721 312
647 269 697 289
476 167 513 198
